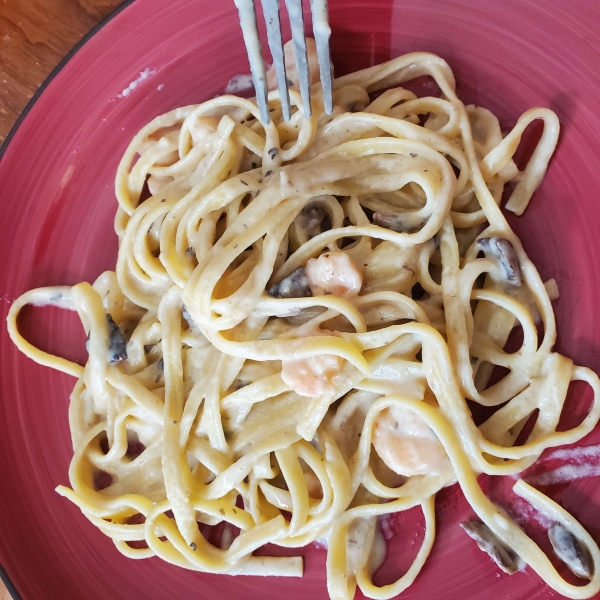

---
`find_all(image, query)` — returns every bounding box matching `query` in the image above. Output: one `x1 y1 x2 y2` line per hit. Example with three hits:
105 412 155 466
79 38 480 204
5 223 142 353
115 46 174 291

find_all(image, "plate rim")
0 2 137 597
3 2 600 599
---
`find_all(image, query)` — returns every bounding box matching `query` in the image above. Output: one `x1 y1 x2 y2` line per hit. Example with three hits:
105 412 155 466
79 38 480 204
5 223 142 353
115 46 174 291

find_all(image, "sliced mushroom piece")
548 523 594 579
373 212 410 233
267 267 312 299
373 212 425 234
107 314 128 364
86 314 128 363
460 521 525 574
477 237 522 286
299 204 327 239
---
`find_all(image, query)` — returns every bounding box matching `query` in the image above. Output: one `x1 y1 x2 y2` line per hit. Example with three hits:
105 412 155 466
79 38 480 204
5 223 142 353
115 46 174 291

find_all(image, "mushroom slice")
477 237 522 286
299 204 327 239
267 267 312 299
373 212 426 234
548 523 594 579
86 313 128 363
106 314 128 364
373 212 410 233
460 521 525 574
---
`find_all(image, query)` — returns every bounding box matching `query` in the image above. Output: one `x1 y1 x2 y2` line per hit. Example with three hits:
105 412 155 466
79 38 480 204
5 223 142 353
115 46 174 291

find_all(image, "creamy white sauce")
524 444 600 486
527 463 600 486
31 288 76 310
118 68 156 98
314 531 330 549
225 73 255 94
546 444 600 462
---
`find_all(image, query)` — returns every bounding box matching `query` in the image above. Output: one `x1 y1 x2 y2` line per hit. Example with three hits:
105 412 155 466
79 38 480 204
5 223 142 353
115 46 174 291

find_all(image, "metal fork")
234 0 333 124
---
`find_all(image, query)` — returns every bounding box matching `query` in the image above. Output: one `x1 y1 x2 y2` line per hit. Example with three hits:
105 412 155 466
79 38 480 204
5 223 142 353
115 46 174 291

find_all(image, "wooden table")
0 1 125 595
0 0 125 145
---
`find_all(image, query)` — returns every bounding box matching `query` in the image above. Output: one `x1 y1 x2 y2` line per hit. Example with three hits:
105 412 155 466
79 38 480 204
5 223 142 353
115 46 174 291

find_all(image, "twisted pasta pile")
8 50 600 599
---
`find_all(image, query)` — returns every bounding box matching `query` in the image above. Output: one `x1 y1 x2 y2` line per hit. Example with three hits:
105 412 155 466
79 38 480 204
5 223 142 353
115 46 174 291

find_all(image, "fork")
234 0 333 124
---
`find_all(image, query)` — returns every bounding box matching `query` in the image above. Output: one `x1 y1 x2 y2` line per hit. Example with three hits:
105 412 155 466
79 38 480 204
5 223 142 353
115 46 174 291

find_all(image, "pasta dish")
7 43 600 599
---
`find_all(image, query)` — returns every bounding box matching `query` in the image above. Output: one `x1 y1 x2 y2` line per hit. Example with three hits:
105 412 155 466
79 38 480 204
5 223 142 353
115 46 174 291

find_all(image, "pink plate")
2 0 600 598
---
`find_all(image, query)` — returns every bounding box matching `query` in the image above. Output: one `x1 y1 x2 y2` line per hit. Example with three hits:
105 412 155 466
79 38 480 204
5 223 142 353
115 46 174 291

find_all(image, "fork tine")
310 0 333 114
285 0 312 117
234 0 271 124
261 0 292 121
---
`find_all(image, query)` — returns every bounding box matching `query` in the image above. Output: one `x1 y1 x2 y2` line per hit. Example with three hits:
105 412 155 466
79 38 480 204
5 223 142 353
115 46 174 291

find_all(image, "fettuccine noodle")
8 46 600 599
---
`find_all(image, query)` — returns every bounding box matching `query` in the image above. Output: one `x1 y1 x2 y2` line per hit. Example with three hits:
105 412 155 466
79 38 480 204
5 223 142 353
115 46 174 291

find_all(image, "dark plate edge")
0 2 137 597
0 563 22 600
0 0 137 161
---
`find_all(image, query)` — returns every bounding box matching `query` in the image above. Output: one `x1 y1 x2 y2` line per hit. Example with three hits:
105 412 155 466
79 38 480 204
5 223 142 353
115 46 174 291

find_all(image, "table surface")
0 1 125 596
0 0 125 145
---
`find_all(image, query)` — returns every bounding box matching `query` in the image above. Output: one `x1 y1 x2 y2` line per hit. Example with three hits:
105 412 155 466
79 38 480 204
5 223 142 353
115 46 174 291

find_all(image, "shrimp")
281 253 360 396
372 406 448 477
281 353 343 397
266 38 320 92
305 251 363 298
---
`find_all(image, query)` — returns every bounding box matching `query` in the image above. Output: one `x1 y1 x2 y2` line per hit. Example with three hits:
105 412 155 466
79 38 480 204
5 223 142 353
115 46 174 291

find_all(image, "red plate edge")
0 4 138 596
